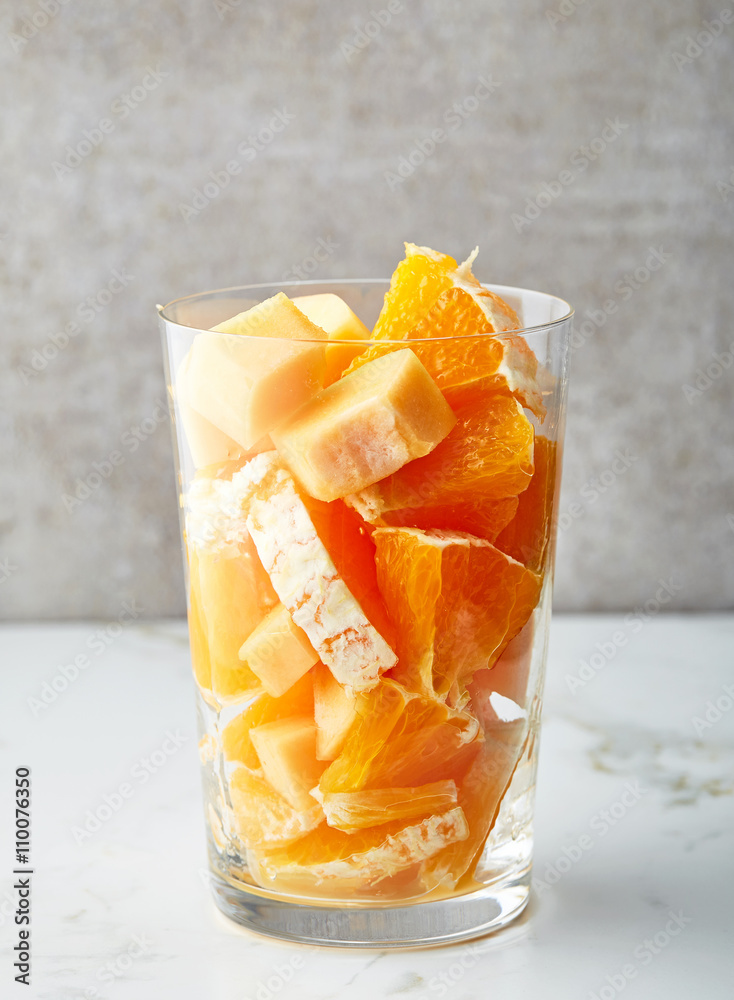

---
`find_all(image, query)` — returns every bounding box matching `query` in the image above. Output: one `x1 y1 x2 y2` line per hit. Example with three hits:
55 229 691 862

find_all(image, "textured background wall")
1 0 732 619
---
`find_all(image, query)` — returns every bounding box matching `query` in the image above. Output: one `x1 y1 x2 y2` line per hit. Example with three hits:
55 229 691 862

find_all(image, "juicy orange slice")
372 243 520 341
222 671 314 769
248 806 469 894
316 780 458 832
495 435 558 572
374 527 541 705
426 721 528 889
347 286 543 415
229 766 323 848
373 494 518 542
318 680 480 795
349 387 535 525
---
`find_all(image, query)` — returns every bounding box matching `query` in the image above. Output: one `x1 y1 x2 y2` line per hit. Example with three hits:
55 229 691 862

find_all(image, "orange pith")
184 242 559 899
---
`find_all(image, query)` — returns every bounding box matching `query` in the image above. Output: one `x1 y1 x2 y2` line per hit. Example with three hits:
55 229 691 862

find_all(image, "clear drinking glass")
158 280 572 947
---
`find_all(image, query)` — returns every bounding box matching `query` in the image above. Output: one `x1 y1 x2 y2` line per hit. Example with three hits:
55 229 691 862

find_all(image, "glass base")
209 869 531 948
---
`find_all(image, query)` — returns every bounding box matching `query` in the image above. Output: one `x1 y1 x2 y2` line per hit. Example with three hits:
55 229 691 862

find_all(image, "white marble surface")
1 615 732 999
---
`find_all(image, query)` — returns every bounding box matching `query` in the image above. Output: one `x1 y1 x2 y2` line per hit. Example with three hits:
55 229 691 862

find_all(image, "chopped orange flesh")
374 528 541 705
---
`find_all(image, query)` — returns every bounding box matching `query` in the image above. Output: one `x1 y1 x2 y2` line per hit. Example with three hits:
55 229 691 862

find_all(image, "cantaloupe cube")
238 603 319 698
176 350 246 468
250 717 326 812
185 293 327 450
313 662 358 760
292 293 370 384
271 349 457 502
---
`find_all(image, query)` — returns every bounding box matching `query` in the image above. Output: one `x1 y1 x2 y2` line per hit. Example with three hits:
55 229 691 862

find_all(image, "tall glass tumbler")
159 280 572 948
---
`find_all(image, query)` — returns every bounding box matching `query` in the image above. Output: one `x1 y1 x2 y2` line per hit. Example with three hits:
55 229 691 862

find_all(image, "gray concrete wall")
1 0 732 619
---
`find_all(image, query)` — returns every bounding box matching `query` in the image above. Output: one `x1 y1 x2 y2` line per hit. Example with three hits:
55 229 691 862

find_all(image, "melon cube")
271 348 457 501
313 663 359 760
185 293 327 450
250 717 326 812
239 603 319 698
176 350 246 468
292 292 370 384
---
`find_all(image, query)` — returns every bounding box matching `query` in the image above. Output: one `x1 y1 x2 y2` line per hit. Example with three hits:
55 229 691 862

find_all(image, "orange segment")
346 286 543 415
222 671 314 769
248 806 469 895
229 766 323 848
495 436 558 572
350 388 535 524
375 494 518 543
318 680 481 795
371 243 520 342
374 528 541 705
426 721 528 889
371 244 460 341
317 780 458 832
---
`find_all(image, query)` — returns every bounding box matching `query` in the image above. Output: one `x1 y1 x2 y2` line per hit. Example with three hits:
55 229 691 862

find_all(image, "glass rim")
157 278 574 344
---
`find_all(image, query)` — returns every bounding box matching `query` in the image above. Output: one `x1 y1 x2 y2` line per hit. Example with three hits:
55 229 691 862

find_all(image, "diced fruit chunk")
233 452 397 691
344 285 544 417
292 292 370 384
222 673 314 769
272 349 456 502
349 386 535 523
238 603 319 698
250 717 326 811
316 780 458 832
248 806 469 894
185 293 327 450
176 350 245 468
194 543 279 703
313 662 358 761
229 766 323 848
373 527 541 706
318 681 480 795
